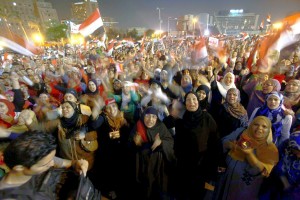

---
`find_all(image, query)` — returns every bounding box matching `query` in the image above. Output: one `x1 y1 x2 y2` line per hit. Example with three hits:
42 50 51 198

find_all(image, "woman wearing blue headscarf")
249 91 292 146
259 131 300 199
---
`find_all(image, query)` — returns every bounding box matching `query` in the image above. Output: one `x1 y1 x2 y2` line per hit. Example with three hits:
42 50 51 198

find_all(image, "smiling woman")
213 116 279 200
249 91 292 146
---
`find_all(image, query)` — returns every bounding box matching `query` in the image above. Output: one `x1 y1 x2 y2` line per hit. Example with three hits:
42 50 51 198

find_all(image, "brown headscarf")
223 88 248 127
104 109 126 131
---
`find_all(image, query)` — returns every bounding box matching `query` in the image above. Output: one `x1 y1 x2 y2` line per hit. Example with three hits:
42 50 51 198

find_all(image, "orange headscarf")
229 116 279 176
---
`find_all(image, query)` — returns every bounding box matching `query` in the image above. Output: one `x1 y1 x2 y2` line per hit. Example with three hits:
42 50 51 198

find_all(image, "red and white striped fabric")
194 37 208 59
258 13 300 73
79 8 104 37
0 32 40 56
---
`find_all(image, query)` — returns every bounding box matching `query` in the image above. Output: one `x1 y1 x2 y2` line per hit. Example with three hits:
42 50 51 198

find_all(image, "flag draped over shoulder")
0 32 41 56
79 8 104 37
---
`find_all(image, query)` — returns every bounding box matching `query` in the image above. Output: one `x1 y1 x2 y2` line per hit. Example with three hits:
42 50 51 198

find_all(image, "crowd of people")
0 33 299 200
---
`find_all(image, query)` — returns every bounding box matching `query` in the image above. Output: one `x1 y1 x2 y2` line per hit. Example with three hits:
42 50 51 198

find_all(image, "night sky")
50 0 300 29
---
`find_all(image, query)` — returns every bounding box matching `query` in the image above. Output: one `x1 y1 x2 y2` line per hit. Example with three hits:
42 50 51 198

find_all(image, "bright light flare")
154 30 163 35
32 33 44 44
70 35 85 45
273 22 283 29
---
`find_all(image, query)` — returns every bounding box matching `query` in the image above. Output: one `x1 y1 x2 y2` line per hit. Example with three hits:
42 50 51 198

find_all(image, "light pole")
157 7 163 31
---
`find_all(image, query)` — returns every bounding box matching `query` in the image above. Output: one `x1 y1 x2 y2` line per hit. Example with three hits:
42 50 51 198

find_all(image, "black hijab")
60 101 80 138
182 91 203 129
196 85 210 111
86 79 99 95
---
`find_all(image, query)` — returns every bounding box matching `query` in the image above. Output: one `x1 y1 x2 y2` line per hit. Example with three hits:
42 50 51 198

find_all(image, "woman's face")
185 93 199 112
144 114 157 128
285 81 299 93
113 81 122 91
105 103 118 118
0 102 8 115
39 94 49 104
160 71 168 81
33 75 40 83
224 74 233 86
88 81 97 92
64 94 77 103
108 70 115 79
262 80 274 94
5 94 14 102
250 119 269 140
141 71 149 80
267 95 281 110
226 90 238 105
181 76 191 86
61 103 75 118
197 90 207 101
123 85 130 95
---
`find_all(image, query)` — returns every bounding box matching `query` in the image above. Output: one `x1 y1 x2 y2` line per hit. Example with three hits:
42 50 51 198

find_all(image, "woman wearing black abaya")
163 91 219 200
131 106 176 200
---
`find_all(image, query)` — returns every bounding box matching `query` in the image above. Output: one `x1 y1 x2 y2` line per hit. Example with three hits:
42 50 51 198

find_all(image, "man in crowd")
0 130 88 199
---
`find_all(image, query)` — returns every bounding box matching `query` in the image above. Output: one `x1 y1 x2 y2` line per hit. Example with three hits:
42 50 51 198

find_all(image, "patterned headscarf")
254 91 284 142
289 132 300 150
223 88 248 127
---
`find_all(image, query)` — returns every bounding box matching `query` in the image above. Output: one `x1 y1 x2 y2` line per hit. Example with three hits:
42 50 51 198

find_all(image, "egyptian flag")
79 8 104 37
246 41 259 72
258 13 300 73
192 37 208 64
0 31 41 56
240 32 249 40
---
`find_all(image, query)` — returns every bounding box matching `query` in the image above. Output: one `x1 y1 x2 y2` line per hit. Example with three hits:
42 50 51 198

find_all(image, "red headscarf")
0 99 15 117
0 99 15 128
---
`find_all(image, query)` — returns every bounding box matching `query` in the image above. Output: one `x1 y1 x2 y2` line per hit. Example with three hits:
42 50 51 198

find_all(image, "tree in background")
45 24 68 41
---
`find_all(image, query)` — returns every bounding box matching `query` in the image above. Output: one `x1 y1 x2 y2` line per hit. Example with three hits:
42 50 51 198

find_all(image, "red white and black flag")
0 31 41 56
79 8 104 37
258 13 300 73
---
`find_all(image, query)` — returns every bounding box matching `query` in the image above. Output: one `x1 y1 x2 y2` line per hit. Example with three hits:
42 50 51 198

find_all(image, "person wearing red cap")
0 99 15 128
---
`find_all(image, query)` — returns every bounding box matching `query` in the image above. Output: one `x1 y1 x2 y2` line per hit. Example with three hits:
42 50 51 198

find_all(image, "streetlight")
192 18 198 37
32 33 44 46
168 17 177 36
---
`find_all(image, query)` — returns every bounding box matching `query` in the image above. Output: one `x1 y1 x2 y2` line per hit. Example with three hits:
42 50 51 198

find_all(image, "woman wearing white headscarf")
210 71 236 120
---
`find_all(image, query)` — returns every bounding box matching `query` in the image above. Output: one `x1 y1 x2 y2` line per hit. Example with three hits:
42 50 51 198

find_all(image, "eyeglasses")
262 83 273 87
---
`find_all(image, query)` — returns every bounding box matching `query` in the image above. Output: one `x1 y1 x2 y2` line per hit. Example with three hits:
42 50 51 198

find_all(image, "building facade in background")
71 0 99 23
36 0 59 29
213 9 259 35
0 0 59 38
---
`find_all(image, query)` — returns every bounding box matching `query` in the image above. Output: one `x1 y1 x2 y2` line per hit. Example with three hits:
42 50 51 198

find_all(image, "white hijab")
217 72 236 98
